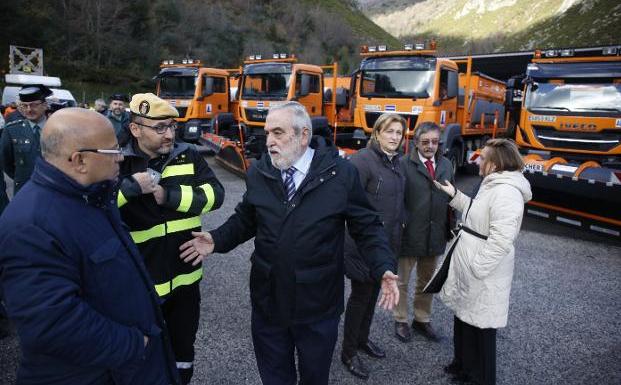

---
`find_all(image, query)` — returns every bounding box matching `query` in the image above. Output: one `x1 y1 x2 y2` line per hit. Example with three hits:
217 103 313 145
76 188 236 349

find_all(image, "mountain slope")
357 0 619 54
0 0 399 88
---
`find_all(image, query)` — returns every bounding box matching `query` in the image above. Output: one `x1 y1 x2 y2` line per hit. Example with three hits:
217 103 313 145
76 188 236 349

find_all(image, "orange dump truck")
509 47 621 236
327 43 508 171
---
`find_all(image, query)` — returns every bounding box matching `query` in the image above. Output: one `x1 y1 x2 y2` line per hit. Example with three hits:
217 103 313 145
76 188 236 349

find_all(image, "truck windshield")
360 69 434 98
525 82 621 116
241 73 291 100
158 76 196 98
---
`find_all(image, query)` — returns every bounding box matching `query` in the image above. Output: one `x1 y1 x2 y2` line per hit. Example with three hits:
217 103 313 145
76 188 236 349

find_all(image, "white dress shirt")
418 151 435 170
281 146 315 190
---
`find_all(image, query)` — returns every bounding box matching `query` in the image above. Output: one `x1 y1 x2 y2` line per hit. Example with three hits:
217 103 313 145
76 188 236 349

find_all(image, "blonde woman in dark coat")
341 114 406 379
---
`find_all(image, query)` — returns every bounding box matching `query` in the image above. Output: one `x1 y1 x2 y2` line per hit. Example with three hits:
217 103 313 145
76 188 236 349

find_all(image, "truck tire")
311 117 332 141
212 113 235 136
447 146 460 176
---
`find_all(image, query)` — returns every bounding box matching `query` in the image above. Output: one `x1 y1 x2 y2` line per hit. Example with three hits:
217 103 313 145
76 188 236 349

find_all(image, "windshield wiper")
534 106 571 111
161 93 193 98
577 107 621 113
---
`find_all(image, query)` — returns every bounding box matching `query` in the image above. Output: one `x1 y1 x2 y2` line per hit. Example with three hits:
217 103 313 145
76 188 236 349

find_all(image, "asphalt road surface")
1 155 620 385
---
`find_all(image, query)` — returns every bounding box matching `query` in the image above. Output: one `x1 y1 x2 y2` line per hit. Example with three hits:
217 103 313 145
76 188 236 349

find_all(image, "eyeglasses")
68 147 123 161
134 122 178 134
419 139 440 146
19 101 45 110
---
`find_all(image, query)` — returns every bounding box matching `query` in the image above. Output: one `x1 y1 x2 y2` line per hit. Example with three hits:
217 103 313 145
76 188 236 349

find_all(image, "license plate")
524 163 544 173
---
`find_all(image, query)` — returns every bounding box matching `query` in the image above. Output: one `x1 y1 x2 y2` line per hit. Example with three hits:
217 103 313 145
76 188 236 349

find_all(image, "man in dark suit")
394 121 455 342
180 101 399 385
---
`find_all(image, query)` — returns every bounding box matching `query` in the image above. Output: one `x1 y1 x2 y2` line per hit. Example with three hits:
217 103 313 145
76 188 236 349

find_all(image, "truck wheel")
447 147 460 176
463 160 479 175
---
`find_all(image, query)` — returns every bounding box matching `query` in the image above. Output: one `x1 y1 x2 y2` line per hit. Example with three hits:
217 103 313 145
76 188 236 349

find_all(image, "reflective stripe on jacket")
119 141 224 297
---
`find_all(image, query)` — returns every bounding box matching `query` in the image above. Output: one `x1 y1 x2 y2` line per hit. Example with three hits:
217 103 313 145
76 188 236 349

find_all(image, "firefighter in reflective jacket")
118 93 224 384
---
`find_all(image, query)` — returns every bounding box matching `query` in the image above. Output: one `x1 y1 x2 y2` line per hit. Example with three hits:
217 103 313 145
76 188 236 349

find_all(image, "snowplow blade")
523 156 621 237
215 144 249 177
201 132 249 177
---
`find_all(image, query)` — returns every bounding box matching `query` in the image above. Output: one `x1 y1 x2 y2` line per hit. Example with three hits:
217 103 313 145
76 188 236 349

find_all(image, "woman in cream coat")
434 139 532 385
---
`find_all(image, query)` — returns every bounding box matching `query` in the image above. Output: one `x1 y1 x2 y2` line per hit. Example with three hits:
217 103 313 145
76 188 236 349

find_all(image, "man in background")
106 93 131 145
1 84 51 194
94 98 108 115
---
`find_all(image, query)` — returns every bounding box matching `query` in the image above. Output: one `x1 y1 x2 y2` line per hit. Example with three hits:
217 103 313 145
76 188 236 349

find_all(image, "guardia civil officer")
118 93 224 384
0 84 52 193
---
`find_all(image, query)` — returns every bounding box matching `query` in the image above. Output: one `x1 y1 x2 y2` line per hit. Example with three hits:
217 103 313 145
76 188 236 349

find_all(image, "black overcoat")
343 142 405 282
211 137 396 326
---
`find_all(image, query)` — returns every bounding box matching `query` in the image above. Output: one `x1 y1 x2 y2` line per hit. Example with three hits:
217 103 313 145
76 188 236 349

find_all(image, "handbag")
423 235 459 293
423 196 487 294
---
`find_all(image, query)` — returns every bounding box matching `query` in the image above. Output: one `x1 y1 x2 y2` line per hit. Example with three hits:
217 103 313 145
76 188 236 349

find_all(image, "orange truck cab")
202 54 332 175
155 59 235 142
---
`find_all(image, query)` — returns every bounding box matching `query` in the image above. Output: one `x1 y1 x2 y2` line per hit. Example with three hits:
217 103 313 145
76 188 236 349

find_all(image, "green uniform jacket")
106 111 131 145
118 140 225 298
0 119 41 193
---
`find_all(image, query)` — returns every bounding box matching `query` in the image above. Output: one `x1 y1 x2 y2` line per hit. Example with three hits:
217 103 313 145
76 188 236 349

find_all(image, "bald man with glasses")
117 93 224 384
0 108 179 385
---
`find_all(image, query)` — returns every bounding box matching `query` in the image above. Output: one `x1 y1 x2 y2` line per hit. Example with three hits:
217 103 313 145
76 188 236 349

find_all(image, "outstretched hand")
433 179 456 198
179 231 215 266
378 271 399 311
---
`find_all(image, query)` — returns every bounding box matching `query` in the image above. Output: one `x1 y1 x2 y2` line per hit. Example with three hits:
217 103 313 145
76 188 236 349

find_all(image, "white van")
2 74 77 107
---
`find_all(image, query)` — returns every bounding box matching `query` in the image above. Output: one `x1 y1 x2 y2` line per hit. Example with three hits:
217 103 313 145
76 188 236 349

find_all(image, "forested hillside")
0 0 398 92
358 0 620 54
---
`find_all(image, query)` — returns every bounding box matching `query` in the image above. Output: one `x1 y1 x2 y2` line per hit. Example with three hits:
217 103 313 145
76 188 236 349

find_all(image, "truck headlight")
187 125 198 134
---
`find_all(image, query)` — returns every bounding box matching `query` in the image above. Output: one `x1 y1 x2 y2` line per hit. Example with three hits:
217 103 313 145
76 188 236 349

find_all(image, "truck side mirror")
522 77 537 91
202 77 214 98
299 74 310 97
447 71 458 98
505 89 514 105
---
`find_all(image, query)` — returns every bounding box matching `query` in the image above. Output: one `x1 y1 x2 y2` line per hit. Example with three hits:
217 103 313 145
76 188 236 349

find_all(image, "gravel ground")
1 155 620 385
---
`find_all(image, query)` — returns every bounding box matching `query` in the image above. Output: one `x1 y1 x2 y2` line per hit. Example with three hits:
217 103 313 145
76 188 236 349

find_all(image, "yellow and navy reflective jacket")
118 140 224 297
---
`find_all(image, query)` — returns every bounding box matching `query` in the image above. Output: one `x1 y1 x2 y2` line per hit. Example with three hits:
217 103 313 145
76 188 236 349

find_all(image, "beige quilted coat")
439 171 532 329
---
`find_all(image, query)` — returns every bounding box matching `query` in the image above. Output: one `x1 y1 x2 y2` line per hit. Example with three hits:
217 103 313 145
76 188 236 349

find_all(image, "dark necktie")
425 159 435 180
284 167 296 201
32 124 41 147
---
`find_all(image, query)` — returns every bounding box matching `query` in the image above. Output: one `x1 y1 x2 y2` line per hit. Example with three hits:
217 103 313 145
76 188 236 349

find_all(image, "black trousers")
161 283 201 385
453 315 497 385
251 310 340 385
342 279 381 359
